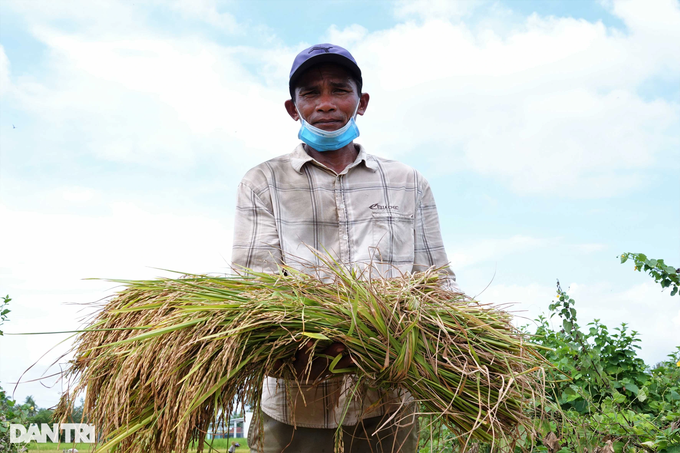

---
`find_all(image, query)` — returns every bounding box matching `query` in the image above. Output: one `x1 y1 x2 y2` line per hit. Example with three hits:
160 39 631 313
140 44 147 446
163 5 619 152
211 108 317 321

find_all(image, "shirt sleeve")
413 176 461 293
231 181 283 274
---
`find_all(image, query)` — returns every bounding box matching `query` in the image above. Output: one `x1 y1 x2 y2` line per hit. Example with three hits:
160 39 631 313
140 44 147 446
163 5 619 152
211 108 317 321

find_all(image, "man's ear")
284 99 299 121
357 93 370 116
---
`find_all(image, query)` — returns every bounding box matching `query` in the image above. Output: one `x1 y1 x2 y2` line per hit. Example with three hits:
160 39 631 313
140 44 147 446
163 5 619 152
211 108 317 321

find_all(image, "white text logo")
10 423 96 443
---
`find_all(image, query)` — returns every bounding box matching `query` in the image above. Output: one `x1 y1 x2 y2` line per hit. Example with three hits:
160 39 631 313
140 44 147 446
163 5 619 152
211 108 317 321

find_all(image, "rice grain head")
56 262 547 452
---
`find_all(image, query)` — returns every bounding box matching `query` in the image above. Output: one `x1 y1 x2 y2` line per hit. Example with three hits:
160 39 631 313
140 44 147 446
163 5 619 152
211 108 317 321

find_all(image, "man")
232 43 458 453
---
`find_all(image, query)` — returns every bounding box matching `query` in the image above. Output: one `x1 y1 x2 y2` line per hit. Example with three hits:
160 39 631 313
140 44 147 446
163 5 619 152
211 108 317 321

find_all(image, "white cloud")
572 243 607 253
2 0 301 173
4 0 679 196
0 45 10 96
3 0 238 39
324 24 369 47
448 235 552 269
393 0 485 21
474 281 555 320
611 0 680 74
350 0 680 196
567 280 680 363
4 0 145 38
169 0 239 31
0 202 233 405
61 186 97 203
0 203 233 290
447 235 607 270
9 30 300 170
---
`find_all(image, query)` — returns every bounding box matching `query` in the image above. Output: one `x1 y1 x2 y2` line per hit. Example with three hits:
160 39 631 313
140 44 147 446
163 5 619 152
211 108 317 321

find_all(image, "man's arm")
413 175 461 293
231 181 282 274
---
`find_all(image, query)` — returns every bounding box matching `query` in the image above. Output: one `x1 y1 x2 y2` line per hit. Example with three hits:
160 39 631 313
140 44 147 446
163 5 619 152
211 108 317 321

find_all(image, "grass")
56 261 546 452
27 443 96 451
189 438 249 452
25 438 249 452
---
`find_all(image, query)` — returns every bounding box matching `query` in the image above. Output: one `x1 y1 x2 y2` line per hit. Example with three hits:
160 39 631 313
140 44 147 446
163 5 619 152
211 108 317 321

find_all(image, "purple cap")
289 43 362 98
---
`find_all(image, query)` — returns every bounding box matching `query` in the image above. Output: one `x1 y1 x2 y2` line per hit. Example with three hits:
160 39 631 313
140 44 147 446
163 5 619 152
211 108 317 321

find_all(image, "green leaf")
301 331 330 340
624 382 640 395
620 254 628 264
637 388 647 401
612 391 626 404
606 365 620 374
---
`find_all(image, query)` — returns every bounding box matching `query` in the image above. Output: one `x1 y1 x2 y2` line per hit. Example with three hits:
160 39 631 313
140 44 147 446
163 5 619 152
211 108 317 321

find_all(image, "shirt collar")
290 143 378 173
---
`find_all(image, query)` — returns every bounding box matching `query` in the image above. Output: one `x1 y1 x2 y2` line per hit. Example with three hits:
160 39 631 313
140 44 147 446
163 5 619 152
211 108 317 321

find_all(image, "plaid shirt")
231 143 458 428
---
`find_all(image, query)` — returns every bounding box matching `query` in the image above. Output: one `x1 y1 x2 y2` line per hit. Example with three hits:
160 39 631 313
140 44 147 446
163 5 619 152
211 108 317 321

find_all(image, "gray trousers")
248 409 419 453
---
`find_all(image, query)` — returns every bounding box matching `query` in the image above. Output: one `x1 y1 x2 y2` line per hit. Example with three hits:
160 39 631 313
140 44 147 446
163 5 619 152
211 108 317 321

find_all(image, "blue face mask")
296 101 360 152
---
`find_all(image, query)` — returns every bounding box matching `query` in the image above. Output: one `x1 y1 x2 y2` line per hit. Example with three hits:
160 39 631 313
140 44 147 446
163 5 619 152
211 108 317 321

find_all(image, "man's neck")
304 143 359 174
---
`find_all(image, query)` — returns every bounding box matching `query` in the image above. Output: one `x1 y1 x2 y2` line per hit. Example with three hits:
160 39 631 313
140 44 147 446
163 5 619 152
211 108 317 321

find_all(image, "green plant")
0 295 11 336
27 407 54 426
0 385 30 453
535 281 647 410
425 252 680 452
620 253 679 296
529 278 680 452
0 296 26 452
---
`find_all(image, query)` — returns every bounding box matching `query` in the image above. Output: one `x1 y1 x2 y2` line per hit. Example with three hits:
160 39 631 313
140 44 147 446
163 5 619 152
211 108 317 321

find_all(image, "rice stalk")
56 262 546 452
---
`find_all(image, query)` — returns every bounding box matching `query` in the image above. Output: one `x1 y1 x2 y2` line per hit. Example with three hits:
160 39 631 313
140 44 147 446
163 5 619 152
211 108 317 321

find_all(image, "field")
24 438 249 452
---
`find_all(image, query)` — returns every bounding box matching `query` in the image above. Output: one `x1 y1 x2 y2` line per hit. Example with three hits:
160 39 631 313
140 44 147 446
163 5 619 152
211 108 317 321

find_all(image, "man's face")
285 63 368 132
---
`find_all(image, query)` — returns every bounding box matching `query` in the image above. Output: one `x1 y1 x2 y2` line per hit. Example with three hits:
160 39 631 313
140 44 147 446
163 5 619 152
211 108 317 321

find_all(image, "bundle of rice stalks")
56 263 545 453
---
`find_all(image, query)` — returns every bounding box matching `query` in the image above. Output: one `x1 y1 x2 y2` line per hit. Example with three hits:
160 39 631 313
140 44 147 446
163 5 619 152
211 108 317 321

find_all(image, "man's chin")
313 122 343 131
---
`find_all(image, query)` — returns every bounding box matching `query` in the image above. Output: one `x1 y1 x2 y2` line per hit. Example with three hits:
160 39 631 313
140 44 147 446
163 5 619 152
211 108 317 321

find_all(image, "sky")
0 0 679 409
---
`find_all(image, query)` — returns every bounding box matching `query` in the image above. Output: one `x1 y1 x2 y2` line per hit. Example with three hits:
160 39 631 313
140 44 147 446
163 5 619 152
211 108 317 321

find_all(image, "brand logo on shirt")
369 203 398 210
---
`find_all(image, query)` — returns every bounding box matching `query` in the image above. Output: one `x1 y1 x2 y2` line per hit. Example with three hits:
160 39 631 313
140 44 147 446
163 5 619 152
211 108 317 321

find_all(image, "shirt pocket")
370 211 415 264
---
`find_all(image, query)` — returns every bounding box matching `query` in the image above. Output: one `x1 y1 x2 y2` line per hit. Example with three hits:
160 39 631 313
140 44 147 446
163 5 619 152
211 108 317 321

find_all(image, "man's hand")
273 341 355 383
